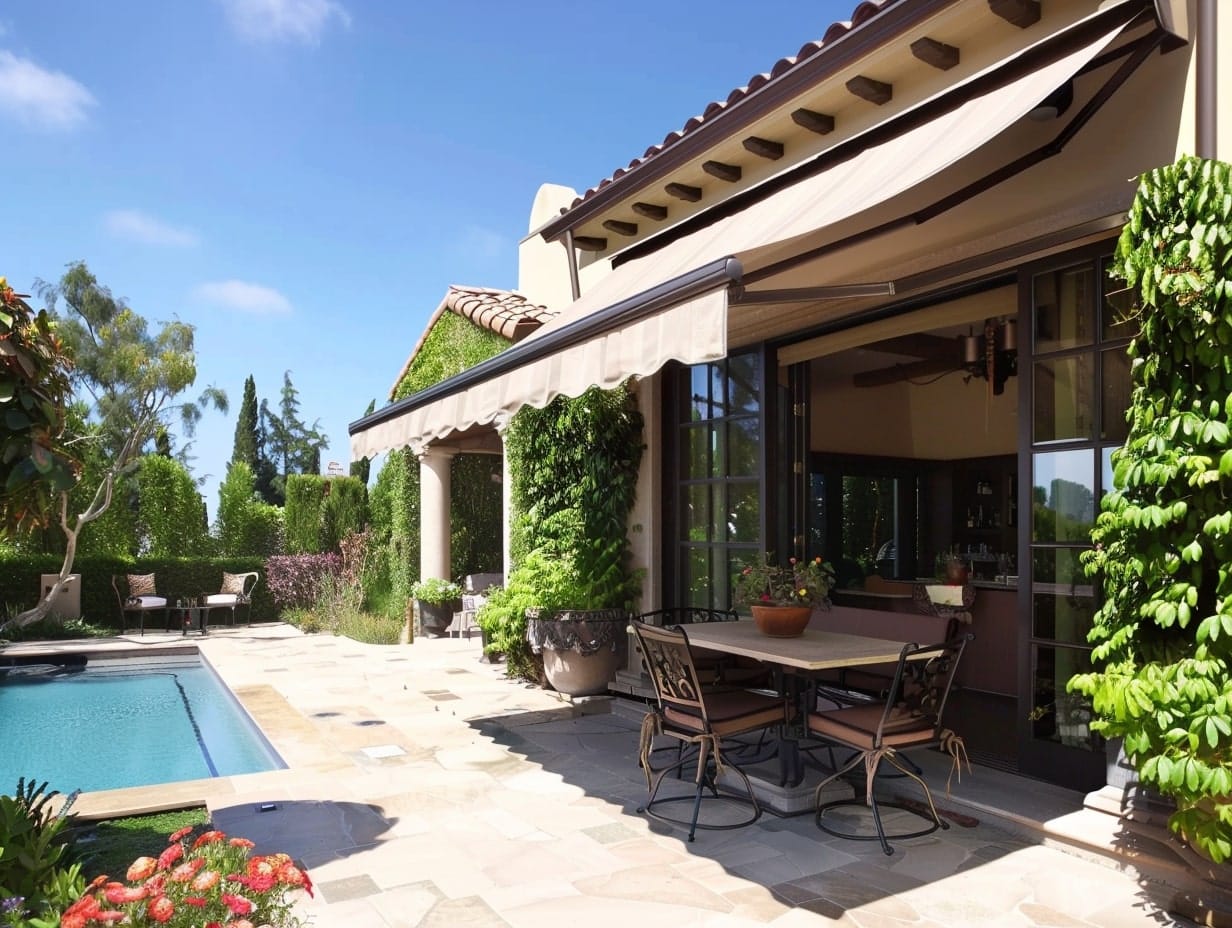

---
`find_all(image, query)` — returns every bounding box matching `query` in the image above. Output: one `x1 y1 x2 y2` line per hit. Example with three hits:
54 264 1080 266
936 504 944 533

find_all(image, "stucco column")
419 447 457 581
495 417 512 580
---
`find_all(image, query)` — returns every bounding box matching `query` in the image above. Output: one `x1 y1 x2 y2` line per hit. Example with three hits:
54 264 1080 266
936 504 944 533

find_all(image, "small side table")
175 604 210 636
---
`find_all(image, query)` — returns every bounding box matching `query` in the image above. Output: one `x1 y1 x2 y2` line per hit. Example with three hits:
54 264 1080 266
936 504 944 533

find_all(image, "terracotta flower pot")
751 604 812 638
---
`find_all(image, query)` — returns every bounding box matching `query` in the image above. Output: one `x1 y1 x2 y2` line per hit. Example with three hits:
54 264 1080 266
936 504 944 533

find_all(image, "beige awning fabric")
350 7 1131 460
350 284 727 458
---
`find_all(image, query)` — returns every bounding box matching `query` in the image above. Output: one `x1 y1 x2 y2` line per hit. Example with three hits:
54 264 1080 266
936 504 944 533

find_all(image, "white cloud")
0 50 94 130
219 0 350 44
104 209 200 248
194 280 293 315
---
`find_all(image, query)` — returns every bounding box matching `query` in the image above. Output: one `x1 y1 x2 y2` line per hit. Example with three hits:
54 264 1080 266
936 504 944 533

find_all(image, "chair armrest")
239 571 259 599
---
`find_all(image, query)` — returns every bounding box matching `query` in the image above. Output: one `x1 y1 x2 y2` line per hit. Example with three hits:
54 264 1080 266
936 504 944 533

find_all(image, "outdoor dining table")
681 620 915 787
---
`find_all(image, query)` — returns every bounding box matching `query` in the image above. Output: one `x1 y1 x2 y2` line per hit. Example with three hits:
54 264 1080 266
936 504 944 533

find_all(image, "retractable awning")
350 4 1136 460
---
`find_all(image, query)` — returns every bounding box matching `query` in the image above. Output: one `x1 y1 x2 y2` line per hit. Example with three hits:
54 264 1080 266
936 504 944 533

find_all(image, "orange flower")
170 857 206 882
191 869 222 892
147 894 175 923
103 882 147 904
127 856 157 882
229 836 256 849
193 829 226 849
278 861 313 897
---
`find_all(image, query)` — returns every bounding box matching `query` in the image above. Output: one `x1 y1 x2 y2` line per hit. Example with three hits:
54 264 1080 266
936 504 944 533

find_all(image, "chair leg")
638 735 761 841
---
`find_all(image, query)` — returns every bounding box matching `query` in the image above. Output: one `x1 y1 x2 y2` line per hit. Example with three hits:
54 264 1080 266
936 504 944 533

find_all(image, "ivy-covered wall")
374 309 510 611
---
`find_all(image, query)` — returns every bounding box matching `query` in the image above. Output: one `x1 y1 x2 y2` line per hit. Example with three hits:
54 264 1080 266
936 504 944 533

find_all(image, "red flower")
192 829 226 849
156 842 183 870
89 874 110 890
229 836 256 849
126 856 157 882
168 825 194 843
170 857 206 882
103 882 147 904
240 871 276 893
221 892 254 916
184 895 208 907
147 894 175 923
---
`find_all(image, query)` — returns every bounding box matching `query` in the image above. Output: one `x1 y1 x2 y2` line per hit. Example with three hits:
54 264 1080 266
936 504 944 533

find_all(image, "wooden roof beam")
702 160 742 183
573 236 608 252
631 202 668 221
791 108 836 135
911 36 960 70
742 136 785 160
665 182 702 202
601 219 638 237
846 75 893 105
988 0 1040 28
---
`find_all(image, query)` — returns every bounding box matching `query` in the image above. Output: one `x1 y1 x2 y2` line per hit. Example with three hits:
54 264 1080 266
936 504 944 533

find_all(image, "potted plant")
733 554 835 637
518 548 631 697
409 577 463 638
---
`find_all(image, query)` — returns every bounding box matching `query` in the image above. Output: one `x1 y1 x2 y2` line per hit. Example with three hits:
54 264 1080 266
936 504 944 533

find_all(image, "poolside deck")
8 624 1227 927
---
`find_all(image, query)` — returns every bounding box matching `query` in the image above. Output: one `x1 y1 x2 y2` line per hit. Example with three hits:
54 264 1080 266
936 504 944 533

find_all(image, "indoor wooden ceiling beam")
664 182 702 202
601 219 638 237
573 236 608 252
988 0 1041 28
702 160 743 183
631 202 668 221
846 75 893 105
742 136 785 160
791 108 836 135
910 36 960 70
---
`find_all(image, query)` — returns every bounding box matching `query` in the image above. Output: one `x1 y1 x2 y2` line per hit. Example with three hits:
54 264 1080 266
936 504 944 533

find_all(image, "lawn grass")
72 807 210 879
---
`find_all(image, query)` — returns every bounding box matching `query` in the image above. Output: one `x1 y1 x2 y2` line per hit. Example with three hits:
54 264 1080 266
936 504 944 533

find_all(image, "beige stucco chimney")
518 183 581 312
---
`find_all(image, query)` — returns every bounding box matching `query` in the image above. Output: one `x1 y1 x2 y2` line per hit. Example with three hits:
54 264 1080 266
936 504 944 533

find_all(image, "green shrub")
284 474 326 554
215 462 284 557
137 455 211 557
321 476 366 552
409 577 462 604
0 778 85 926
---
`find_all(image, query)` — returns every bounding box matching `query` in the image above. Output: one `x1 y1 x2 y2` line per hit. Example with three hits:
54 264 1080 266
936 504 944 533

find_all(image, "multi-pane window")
671 353 763 610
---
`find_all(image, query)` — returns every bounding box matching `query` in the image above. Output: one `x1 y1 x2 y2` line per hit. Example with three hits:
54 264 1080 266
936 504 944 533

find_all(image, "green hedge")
0 555 274 629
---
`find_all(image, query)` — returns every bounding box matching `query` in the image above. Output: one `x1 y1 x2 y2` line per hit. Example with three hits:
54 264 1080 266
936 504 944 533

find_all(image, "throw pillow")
220 572 247 596
128 573 156 597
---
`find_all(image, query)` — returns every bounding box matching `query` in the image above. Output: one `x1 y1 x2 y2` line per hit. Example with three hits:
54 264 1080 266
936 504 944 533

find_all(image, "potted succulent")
733 553 835 637
409 577 463 638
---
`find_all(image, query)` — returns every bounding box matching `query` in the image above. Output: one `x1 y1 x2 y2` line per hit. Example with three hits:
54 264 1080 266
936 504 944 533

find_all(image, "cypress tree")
231 375 259 470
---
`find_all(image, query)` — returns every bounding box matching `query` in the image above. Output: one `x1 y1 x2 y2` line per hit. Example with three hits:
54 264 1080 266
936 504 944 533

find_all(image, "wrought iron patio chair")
111 573 170 635
808 633 971 855
632 620 791 842
202 571 260 626
634 607 770 687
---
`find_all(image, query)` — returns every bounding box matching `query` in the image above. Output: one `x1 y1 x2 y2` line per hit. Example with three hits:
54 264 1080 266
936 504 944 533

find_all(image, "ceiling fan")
851 319 1017 394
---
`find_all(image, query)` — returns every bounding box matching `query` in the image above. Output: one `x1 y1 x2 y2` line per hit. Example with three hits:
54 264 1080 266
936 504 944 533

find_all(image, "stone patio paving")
39 625 1228 927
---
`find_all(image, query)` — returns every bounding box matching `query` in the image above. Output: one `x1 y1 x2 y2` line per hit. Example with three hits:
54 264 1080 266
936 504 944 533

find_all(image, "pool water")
0 653 285 795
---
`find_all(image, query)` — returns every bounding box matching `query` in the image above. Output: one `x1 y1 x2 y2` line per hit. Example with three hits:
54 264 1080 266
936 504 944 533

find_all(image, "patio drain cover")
361 744 406 759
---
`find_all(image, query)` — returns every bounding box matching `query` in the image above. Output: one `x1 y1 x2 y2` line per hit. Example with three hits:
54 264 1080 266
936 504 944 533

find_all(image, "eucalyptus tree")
0 262 226 632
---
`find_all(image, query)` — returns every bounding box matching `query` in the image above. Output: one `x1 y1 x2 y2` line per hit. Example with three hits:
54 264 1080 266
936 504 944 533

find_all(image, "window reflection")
1032 449 1095 542
1034 265 1095 353
1033 355 1095 442
1031 548 1094 643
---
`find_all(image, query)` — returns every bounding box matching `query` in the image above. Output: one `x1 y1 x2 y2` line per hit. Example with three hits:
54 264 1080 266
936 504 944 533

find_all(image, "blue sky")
0 0 850 514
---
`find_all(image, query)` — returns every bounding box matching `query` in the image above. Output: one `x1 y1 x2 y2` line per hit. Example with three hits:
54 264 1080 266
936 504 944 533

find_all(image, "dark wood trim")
852 357 957 388
665 182 702 202
846 75 893 104
573 235 608 252
631 201 669 221
911 36 960 70
702 160 743 183
791 108 836 134
539 0 963 242
743 136 785 160
602 219 638 237
988 0 1041 29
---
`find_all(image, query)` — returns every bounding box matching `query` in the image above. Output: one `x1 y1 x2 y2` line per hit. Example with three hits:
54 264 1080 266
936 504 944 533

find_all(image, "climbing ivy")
479 384 645 676
1073 156 1232 863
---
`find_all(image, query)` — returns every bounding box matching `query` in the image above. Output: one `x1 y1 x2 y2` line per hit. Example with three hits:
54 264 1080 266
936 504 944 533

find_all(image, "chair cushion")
128 573 156 597
220 572 248 596
127 595 167 609
204 593 239 606
808 704 936 749
664 689 786 738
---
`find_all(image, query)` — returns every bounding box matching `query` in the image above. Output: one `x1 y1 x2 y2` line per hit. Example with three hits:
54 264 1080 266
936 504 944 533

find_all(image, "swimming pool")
0 650 285 795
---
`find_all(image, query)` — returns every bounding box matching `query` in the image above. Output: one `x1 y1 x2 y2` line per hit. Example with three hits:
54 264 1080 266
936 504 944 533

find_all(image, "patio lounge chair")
111 573 170 635
202 571 260 626
808 633 971 855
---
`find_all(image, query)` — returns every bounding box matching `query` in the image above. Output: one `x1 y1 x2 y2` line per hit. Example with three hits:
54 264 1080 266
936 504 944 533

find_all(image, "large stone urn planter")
416 598 460 638
526 608 628 697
